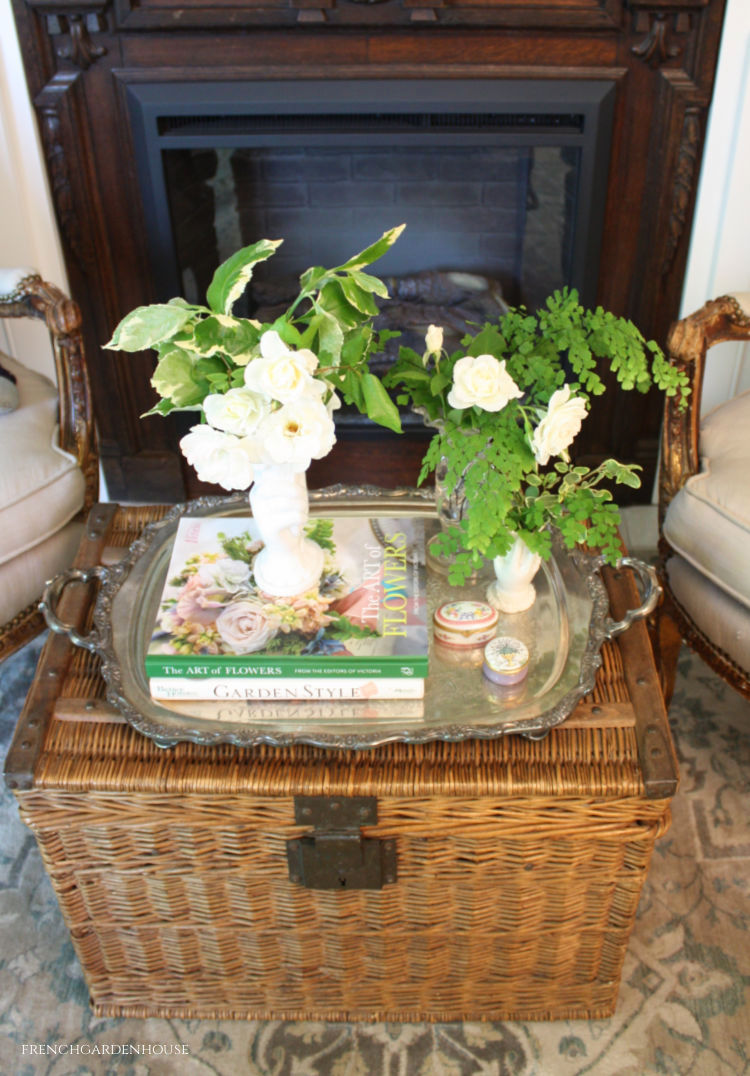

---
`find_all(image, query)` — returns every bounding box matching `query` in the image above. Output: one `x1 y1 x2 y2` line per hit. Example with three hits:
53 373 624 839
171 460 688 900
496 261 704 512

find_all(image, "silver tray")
41 487 659 749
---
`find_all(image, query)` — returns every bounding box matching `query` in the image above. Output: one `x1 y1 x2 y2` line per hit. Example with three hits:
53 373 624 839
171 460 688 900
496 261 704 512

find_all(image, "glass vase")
427 454 484 582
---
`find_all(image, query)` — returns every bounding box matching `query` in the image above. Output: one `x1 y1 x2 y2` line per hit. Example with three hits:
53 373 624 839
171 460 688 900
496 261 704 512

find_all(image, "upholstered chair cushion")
0 362 19 414
665 555 749 674
663 387 750 611
0 526 84 626
0 352 86 601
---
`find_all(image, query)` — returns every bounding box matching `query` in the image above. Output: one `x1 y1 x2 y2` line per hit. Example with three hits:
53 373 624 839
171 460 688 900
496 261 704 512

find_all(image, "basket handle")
601 556 661 639
39 566 109 653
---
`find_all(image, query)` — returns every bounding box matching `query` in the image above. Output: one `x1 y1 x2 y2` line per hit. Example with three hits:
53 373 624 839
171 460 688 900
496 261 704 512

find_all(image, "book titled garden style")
145 514 428 685
149 676 425 702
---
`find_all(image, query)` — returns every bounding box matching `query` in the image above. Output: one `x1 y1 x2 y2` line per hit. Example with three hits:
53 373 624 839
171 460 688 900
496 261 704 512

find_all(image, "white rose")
243 329 323 403
215 599 280 654
530 385 589 466
203 386 270 436
424 324 444 355
447 354 523 412
179 424 259 491
258 397 336 470
197 559 251 594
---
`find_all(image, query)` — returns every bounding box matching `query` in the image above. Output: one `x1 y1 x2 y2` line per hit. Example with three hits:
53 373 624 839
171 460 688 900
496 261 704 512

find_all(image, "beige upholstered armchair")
656 293 750 704
0 270 98 661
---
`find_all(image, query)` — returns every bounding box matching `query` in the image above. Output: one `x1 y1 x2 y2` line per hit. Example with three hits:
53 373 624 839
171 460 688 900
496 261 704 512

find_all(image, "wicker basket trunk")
5 505 677 1022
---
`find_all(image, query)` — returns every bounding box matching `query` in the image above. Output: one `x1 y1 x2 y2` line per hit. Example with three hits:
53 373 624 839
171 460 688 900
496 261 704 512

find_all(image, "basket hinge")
287 795 397 890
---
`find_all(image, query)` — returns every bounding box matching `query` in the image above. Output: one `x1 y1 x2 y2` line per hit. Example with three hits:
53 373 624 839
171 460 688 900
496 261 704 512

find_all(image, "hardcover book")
150 676 425 701
145 514 428 683
161 696 425 726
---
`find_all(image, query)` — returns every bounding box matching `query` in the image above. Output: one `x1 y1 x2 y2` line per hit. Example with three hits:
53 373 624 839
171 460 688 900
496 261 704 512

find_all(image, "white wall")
0 0 67 378
680 0 750 416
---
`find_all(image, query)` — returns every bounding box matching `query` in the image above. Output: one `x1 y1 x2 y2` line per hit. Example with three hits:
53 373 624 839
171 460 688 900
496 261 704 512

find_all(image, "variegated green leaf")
340 277 380 317
151 346 206 407
351 269 390 299
194 315 260 356
315 309 344 365
105 305 193 352
317 280 362 331
206 238 283 314
339 224 406 271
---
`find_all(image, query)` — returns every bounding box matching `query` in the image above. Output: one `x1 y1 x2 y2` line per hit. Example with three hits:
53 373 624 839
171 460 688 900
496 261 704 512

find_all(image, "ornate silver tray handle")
40 488 660 749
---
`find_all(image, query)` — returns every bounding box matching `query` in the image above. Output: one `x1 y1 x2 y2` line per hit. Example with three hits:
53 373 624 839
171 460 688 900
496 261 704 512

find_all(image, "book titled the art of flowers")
145 515 428 698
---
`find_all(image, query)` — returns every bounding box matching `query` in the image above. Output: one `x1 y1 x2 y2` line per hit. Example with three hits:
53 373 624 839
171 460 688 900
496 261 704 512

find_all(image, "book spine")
145 657 428 679
149 676 426 702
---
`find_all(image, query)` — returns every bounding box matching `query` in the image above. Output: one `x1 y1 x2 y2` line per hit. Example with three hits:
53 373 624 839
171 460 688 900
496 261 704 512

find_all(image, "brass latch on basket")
287 796 397 890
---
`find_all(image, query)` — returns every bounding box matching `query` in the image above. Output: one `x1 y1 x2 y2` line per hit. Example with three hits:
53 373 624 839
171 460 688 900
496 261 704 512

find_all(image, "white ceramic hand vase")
249 464 324 596
486 535 542 614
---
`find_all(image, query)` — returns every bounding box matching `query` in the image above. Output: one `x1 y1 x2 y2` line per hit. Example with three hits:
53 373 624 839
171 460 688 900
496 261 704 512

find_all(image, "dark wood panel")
368 32 617 66
185 432 431 500
111 0 622 31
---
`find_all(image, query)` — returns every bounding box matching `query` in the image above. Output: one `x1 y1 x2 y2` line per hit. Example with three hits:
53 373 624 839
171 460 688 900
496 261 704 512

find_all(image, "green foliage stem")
106 227 407 435
385 287 689 582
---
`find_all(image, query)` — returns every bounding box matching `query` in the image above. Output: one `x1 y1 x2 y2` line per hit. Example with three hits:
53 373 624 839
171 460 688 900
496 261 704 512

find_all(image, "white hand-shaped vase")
486 534 542 614
248 464 324 596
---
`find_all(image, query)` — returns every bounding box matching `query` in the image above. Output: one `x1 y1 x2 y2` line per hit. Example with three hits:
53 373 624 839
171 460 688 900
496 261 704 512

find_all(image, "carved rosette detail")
661 107 701 277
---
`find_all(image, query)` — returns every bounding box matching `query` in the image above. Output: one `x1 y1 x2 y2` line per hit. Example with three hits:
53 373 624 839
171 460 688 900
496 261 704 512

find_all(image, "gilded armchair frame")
0 274 98 660
655 294 750 703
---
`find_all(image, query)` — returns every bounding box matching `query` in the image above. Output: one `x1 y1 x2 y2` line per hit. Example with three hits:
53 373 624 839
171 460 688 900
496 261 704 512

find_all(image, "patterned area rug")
1 636 748 1075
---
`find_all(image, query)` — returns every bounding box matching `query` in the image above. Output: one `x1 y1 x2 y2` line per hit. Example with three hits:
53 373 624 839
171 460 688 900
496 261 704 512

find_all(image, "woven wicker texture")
19 788 668 1021
13 505 673 1022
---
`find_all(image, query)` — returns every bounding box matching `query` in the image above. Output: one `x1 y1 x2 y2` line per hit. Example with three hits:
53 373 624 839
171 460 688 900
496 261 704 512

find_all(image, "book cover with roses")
145 514 428 684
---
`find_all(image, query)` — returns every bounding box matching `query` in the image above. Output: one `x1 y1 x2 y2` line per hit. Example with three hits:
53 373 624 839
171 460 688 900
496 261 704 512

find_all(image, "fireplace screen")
128 79 613 422
165 142 577 301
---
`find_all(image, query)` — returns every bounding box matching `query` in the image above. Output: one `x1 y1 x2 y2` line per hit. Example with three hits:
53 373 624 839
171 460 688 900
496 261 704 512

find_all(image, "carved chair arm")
0 271 98 511
658 293 750 527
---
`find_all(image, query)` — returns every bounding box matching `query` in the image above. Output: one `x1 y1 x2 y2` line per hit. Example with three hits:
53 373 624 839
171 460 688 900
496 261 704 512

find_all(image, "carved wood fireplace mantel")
11 0 727 502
